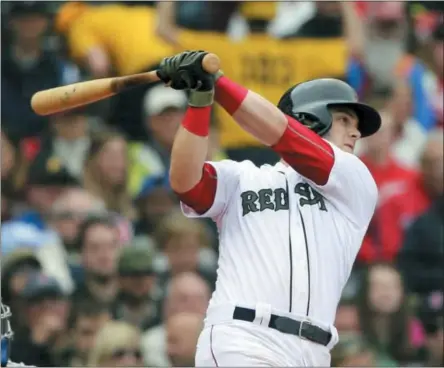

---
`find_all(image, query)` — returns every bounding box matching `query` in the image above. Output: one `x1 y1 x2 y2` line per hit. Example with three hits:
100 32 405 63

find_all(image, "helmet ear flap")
294 113 329 136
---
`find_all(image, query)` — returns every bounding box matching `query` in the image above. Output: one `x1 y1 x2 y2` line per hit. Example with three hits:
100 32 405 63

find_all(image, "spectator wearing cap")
1 220 75 299
31 88 92 183
1 249 42 329
2 1 82 141
141 272 210 367
417 292 444 367
398 194 444 296
127 84 187 201
111 246 161 331
133 174 176 237
11 148 79 231
83 132 133 218
10 272 71 367
72 215 120 306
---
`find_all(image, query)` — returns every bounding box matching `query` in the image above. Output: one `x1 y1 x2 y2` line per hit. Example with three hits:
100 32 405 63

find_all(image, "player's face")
326 108 361 153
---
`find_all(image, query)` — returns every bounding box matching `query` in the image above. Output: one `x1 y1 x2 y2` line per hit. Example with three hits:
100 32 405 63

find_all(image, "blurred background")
0 1 443 367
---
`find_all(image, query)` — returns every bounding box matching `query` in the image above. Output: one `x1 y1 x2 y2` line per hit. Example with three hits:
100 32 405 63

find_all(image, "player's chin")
342 144 355 153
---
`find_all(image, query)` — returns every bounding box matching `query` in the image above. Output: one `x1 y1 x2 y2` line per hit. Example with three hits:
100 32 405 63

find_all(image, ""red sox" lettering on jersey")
240 182 328 216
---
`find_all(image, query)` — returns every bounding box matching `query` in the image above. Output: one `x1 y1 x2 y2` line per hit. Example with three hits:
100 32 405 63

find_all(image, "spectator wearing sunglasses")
87 320 143 367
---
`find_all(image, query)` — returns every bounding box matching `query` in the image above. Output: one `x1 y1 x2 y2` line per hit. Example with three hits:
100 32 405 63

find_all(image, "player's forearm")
215 76 287 146
169 106 211 193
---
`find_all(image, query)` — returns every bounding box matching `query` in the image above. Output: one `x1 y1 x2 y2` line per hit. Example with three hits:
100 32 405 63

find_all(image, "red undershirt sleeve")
271 115 335 185
175 163 217 215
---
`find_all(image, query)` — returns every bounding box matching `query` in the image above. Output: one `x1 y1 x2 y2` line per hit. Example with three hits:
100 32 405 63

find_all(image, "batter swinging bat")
31 53 220 116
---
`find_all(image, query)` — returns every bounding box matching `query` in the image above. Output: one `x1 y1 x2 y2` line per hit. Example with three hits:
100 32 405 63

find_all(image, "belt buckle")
298 320 313 341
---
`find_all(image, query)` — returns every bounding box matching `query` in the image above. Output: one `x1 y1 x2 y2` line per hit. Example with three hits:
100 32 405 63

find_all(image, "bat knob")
202 53 220 74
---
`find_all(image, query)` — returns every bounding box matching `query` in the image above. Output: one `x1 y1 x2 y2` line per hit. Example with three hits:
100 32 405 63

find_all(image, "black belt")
233 306 332 346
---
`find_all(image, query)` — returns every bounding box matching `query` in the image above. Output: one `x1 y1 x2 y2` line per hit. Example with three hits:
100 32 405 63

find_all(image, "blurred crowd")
1 1 443 367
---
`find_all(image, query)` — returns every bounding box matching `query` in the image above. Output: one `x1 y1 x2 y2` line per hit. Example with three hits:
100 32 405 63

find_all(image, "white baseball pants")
195 322 332 367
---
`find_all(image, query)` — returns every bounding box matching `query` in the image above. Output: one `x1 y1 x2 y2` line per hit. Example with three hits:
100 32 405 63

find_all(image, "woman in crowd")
83 132 133 219
356 262 422 364
87 320 143 367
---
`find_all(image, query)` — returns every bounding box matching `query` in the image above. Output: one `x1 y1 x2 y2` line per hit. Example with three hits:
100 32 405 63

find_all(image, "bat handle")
202 53 220 74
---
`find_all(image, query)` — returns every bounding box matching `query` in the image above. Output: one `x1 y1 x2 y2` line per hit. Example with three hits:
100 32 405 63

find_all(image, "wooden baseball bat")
31 53 220 116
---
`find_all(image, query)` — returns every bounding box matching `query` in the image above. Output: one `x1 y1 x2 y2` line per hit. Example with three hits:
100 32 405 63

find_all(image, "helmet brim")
328 102 381 138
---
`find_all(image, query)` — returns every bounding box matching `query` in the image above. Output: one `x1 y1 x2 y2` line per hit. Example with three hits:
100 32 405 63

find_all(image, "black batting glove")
156 50 209 90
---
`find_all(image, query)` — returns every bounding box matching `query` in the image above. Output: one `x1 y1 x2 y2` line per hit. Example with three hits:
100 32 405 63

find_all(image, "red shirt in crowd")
358 159 432 263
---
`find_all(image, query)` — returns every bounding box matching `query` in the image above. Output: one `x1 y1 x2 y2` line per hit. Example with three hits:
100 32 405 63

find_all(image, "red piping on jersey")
182 106 211 137
215 75 248 115
272 115 335 185
176 163 217 214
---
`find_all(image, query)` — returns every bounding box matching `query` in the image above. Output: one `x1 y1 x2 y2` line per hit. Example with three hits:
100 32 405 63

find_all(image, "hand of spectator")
31 313 65 345
87 47 112 78
155 1 180 46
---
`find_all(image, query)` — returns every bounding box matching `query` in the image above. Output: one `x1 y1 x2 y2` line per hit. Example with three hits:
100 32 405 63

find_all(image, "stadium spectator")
63 301 111 367
335 297 360 334
141 272 210 367
154 209 217 296
72 215 120 306
1 130 28 204
47 188 106 256
10 272 71 367
0 249 42 328
384 85 428 169
393 19 443 133
133 175 176 237
2 1 80 141
87 321 143 367
358 110 418 263
111 246 161 330
83 132 133 218
364 131 443 262
10 148 79 231
166 312 204 367
357 262 420 364
398 194 444 295
331 333 378 367
127 84 186 199
417 291 444 367
142 84 187 168
54 1 180 140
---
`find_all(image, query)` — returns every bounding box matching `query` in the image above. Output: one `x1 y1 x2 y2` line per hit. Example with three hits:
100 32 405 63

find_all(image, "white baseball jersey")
181 142 377 346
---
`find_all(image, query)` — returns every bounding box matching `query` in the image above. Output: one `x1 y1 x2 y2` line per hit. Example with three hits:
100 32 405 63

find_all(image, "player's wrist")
182 105 211 136
188 89 214 107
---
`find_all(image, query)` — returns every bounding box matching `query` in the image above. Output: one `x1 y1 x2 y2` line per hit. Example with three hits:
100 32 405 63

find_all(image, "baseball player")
157 51 381 366
1 301 34 367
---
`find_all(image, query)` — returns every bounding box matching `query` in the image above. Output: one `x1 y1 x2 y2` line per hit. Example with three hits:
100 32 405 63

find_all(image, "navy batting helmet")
277 78 381 137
